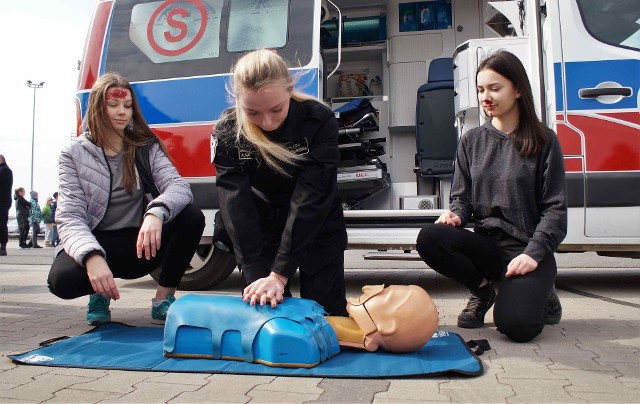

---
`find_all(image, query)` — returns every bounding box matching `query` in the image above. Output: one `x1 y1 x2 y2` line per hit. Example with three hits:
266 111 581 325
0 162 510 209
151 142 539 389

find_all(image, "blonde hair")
83 72 171 193
231 49 318 174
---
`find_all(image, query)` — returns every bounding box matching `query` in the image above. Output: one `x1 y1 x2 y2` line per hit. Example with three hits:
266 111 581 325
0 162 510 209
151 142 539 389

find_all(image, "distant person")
416 50 567 342
50 192 59 247
42 196 53 246
0 155 12 256
47 72 205 325
29 191 43 248
13 187 31 249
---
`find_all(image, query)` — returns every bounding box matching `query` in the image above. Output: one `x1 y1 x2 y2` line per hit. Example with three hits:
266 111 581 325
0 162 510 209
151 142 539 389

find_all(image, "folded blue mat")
10 323 483 378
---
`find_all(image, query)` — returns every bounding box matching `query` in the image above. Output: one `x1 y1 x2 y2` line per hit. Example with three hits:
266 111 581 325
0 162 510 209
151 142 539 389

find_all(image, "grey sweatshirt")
450 122 568 262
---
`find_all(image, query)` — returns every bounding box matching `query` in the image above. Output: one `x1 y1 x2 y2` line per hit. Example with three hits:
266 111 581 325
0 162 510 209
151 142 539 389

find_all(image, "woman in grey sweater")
416 51 567 342
47 73 205 325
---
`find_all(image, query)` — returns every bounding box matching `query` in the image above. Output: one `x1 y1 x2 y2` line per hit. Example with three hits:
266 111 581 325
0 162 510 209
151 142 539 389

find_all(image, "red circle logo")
147 0 208 57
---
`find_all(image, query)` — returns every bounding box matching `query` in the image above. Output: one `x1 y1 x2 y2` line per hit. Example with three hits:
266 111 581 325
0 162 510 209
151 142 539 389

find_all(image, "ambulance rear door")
556 0 640 238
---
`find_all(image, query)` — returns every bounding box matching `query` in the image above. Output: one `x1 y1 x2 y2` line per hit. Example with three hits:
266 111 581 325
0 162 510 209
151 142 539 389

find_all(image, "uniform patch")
287 138 309 155
238 149 253 160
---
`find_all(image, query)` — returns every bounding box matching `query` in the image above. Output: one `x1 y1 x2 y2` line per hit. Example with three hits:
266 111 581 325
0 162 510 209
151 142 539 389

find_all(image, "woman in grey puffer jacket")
47 73 205 325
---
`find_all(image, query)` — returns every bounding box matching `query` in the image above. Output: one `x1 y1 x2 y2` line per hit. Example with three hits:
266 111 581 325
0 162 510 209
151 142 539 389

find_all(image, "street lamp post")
26 80 44 192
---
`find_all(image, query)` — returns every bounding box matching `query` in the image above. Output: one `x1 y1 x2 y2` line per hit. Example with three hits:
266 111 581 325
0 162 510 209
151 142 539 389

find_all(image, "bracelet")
269 274 286 287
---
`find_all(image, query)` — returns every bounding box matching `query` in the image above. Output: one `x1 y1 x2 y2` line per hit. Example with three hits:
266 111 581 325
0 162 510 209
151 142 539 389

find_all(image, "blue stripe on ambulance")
79 71 319 125
564 59 639 111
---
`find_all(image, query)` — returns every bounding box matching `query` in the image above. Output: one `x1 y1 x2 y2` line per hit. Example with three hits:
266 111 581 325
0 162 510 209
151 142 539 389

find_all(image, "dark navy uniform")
213 99 347 316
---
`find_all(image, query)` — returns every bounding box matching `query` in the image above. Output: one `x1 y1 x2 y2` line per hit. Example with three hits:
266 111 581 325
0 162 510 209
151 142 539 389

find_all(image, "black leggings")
48 204 205 299
416 224 557 342
17 214 29 245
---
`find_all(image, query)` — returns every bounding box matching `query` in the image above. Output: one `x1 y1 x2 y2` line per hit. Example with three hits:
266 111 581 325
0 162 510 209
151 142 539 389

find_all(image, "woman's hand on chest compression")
505 253 538 277
243 273 287 308
137 214 163 260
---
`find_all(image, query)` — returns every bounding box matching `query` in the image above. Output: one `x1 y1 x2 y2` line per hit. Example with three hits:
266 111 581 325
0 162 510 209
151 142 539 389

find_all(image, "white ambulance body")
78 0 639 288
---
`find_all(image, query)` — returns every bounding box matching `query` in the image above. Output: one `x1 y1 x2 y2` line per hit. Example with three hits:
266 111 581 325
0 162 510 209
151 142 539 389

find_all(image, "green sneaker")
151 294 176 324
86 294 111 325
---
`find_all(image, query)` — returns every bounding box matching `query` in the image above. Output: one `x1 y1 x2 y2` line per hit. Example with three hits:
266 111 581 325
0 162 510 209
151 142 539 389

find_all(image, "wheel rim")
186 244 214 274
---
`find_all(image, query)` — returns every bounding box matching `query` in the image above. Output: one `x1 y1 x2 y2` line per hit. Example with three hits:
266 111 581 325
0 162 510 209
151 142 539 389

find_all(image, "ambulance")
77 0 640 289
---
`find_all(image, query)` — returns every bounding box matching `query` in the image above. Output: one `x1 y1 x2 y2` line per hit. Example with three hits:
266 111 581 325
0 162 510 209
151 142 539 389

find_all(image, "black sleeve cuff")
82 250 104 267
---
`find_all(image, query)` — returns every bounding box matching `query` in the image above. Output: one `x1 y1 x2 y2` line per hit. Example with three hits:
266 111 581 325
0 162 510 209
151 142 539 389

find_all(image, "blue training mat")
10 323 483 378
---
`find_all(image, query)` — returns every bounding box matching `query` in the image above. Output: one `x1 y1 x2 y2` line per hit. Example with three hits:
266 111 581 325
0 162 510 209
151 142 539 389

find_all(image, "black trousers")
226 202 348 317
17 214 29 245
416 224 557 342
0 206 8 246
48 204 205 299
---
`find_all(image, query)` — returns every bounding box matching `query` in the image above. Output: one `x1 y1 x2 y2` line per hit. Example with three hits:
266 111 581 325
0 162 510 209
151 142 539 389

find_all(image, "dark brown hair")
477 50 548 156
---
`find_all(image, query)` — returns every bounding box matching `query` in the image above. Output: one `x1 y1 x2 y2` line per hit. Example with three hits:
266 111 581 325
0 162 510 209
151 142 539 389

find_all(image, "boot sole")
457 318 486 328
546 313 562 325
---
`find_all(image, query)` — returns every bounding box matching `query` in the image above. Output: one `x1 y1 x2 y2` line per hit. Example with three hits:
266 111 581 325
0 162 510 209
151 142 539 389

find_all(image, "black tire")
150 243 237 290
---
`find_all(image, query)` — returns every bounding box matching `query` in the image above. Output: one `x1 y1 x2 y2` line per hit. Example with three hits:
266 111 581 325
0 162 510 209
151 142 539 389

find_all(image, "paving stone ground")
1 246 638 403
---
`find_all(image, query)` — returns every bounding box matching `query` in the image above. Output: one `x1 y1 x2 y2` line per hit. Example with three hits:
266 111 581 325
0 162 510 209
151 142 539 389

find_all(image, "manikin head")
347 285 439 353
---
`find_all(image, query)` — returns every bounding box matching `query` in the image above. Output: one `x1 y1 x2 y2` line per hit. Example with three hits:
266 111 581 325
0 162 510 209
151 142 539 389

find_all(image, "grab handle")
579 87 632 99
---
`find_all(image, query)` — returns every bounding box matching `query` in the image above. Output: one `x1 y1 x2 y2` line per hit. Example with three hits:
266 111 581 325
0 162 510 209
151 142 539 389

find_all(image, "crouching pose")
213 49 348 316
416 51 567 342
48 72 205 325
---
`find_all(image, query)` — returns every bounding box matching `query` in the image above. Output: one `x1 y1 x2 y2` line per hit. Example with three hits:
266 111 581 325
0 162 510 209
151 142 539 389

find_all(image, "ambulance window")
577 0 640 51
227 0 289 52
129 0 224 64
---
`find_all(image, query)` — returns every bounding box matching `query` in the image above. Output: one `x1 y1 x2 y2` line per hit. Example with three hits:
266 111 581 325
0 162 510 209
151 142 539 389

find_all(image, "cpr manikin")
164 284 439 367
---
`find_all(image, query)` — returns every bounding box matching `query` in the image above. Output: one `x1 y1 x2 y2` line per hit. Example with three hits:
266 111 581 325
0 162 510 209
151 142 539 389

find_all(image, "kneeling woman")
416 51 567 342
213 49 348 316
48 73 205 325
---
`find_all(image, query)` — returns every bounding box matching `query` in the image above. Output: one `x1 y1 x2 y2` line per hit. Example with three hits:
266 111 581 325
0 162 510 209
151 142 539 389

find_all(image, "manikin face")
105 87 133 134
476 68 520 120
238 85 292 133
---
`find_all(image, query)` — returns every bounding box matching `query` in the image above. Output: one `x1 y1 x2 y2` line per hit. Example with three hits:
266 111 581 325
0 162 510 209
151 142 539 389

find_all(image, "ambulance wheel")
150 242 237 290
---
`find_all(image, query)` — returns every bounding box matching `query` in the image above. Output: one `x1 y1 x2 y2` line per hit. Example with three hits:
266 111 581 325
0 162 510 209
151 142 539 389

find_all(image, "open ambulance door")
554 0 640 238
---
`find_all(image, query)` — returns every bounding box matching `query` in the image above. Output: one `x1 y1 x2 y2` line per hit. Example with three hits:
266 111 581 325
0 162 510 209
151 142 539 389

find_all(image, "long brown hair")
230 49 319 174
83 72 171 193
477 50 548 156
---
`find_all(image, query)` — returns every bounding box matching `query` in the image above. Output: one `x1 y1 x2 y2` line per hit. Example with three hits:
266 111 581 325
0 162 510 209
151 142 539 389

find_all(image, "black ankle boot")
545 286 562 325
458 282 497 328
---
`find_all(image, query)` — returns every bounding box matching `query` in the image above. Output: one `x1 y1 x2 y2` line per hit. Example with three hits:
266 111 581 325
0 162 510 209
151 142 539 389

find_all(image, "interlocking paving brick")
146 372 211 386
252 377 323 394
100 380 200 403
439 363 513 402
569 391 640 403
0 373 92 402
0 366 51 387
374 379 449 402
171 374 272 402
45 388 122 403
309 379 389 403
494 356 566 380
578 342 639 363
70 371 159 394
500 379 577 403
600 361 640 389
247 389 320 403
551 369 633 395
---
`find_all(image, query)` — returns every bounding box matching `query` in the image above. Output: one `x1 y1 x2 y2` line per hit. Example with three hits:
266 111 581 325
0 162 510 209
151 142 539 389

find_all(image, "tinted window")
577 0 640 51
228 0 289 52
106 0 314 81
